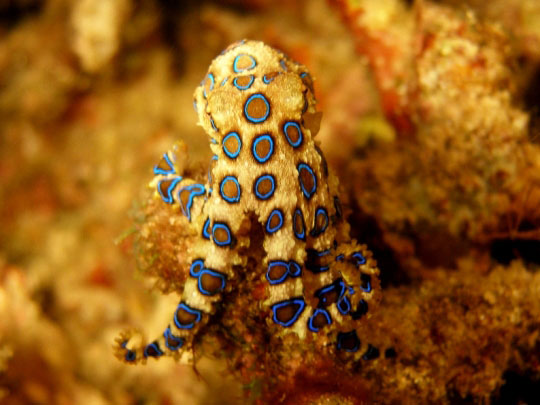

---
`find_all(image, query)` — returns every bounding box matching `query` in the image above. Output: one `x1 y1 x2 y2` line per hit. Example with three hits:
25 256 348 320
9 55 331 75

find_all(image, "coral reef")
0 0 539 404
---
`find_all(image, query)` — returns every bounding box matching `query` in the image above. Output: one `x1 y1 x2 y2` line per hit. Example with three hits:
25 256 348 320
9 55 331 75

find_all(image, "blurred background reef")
0 0 539 404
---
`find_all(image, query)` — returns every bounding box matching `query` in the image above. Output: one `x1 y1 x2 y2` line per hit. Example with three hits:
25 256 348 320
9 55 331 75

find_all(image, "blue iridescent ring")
233 75 255 90
244 93 270 124
251 134 274 163
177 183 206 221
219 176 241 204
310 207 329 237
157 177 183 204
203 73 214 98
307 308 332 333
174 302 202 330
271 297 306 327
212 222 232 247
143 341 164 358
297 163 317 199
266 260 290 285
153 153 176 175
288 261 302 277
254 174 276 200
337 296 351 315
197 268 227 296
233 54 257 73
202 217 211 239
352 251 367 266
293 208 305 240
189 259 205 278
163 327 184 351
283 121 303 148
265 209 284 234
360 274 372 293
222 131 242 159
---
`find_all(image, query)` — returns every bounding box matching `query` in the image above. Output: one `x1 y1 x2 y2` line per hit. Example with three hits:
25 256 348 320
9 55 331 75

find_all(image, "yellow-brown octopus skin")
115 40 381 364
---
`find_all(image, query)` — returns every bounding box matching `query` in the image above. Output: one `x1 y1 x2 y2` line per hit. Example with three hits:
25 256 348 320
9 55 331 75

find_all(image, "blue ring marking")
212 154 218 160
265 209 284 233
233 75 254 90
337 296 351 315
157 177 182 204
337 330 360 352
335 254 345 262
352 251 367 266
251 134 274 163
271 297 306 327
263 72 280 84
283 121 303 148
202 217 211 239
348 286 356 295
254 174 276 200
244 93 270 124
143 341 164 358
351 300 368 320
174 302 202 330
266 260 290 285
222 131 242 159
280 59 288 71
297 163 317 199
210 138 218 145
203 73 215 98
288 261 302 278
197 268 227 296
300 72 308 78
221 77 228 86
219 176 241 204
315 279 346 306
307 308 332 332
177 184 206 221
125 349 136 362
293 208 305 240
233 54 256 73
306 248 331 273
360 274 372 293
189 259 205 277
153 153 175 175
210 116 218 132
212 222 232 247
121 340 136 362
193 100 198 113
163 327 184 351
310 207 329 237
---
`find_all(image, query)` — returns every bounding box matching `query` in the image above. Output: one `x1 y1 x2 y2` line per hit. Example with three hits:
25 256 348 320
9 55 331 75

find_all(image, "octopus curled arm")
115 40 381 364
